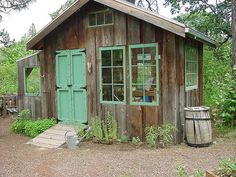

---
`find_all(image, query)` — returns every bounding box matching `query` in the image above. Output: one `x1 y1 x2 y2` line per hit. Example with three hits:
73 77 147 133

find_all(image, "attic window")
88 9 113 27
24 67 41 96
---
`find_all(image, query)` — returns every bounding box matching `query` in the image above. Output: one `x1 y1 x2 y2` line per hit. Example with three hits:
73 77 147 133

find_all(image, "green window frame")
185 46 198 91
24 66 41 96
99 46 126 104
88 9 114 27
129 43 159 106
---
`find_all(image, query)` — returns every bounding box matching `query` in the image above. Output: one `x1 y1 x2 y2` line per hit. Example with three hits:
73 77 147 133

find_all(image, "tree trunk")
233 0 236 69
126 0 135 3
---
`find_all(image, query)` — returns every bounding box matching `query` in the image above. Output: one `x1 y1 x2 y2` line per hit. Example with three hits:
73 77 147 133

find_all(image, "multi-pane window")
88 9 113 27
129 43 159 106
99 46 126 103
24 67 41 96
185 46 198 90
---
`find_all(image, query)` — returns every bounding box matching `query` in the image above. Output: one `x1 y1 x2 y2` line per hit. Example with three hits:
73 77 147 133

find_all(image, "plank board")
27 124 77 149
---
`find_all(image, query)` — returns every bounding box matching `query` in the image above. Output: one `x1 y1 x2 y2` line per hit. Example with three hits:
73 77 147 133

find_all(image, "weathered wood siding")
38 1 203 142
17 52 43 119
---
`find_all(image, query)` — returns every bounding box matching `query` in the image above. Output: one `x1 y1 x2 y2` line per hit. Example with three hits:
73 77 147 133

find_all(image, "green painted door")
56 50 87 125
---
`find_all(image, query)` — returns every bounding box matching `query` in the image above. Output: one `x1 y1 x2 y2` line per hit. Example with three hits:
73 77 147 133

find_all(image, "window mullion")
111 50 114 102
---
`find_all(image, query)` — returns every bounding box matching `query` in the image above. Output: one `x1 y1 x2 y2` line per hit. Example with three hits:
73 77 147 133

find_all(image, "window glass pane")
102 85 112 101
113 67 123 84
97 12 104 25
89 14 96 26
185 46 198 90
114 85 124 102
102 68 112 83
105 10 113 24
25 67 40 94
100 47 125 103
102 50 111 66
113 49 123 66
144 47 156 65
130 44 158 105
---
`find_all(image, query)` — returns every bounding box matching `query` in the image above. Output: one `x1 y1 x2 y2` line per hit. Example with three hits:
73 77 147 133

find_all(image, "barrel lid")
184 106 209 111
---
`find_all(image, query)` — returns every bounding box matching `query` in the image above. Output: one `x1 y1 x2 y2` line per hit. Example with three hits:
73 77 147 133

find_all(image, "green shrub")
11 118 55 137
18 109 31 120
77 125 93 141
156 123 176 147
145 126 158 148
103 111 117 142
91 116 103 141
24 119 55 137
145 123 176 148
217 157 236 176
91 112 118 144
132 136 141 145
11 119 31 134
216 84 236 126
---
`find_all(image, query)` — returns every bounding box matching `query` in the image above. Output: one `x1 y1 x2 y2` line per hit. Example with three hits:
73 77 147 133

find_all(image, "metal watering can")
64 127 92 149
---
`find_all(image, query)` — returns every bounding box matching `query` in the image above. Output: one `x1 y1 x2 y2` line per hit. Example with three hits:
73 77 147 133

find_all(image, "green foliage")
91 116 103 141
193 170 204 177
0 39 33 95
176 162 204 177
50 0 76 20
176 163 188 177
217 157 236 177
103 111 117 142
145 123 176 148
11 119 30 134
11 118 55 137
217 83 236 126
91 112 118 144
131 136 141 145
120 135 129 143
18 109 31 120
77 125 93 141
156 123 176 147
24 119 55 137
145 126 158 148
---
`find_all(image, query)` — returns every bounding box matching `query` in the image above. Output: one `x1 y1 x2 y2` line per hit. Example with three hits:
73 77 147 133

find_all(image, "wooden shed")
17 0 216 142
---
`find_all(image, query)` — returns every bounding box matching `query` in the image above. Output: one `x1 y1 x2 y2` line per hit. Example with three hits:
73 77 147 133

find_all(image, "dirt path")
0 116 235 177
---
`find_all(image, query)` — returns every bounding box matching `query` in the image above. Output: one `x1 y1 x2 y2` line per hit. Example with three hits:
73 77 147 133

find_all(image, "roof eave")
27 0 89 50
185 27 217 47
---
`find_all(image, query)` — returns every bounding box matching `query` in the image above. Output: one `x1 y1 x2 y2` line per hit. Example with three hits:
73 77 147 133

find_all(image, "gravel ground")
0 116 235 177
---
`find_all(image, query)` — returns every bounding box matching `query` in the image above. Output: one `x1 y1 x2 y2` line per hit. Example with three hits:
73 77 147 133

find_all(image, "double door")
56 50 87 124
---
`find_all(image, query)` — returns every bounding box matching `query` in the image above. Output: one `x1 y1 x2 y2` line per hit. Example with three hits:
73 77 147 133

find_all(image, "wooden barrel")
184 106 212 147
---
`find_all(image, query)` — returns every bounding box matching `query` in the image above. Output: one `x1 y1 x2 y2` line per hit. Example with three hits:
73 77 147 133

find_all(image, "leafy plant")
156 123 176 147
193 170 204 177
216 157 236 177
145 126 158 148
91 112 118 144
176 163 188 177
11 118 55 137
24 119 55 137
18 109 31 120
77 125 93 141
91 116 103 142
120 135 129 143
176 162 204 177
217 83 236 126
103 111 117 142
132 136 141 145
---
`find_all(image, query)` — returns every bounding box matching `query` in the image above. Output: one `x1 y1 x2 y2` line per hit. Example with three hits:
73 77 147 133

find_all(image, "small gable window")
88 9 113 27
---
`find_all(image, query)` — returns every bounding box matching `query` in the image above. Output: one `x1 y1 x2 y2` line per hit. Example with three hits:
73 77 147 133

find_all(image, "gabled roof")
27 0 216 50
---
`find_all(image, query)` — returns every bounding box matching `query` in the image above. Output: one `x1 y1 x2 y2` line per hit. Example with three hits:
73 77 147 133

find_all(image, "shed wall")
39 1 203 142
17 52 43 119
